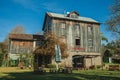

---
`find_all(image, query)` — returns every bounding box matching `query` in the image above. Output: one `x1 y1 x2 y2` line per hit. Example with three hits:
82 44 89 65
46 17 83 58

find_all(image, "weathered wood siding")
49 18 101 53
43 16 52 32
10 39 33 54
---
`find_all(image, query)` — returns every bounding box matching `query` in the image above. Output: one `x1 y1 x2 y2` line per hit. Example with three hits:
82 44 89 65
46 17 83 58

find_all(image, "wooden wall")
10 39 34 54
50 18 101 53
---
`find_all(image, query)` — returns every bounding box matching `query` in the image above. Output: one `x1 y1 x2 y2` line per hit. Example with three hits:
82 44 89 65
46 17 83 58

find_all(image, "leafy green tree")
101 33 108 42
103 39 120 63
0 42 8 66
104 49 112 57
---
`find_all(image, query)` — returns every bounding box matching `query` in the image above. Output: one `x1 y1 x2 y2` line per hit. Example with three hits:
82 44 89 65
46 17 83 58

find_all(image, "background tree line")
102 0 120 63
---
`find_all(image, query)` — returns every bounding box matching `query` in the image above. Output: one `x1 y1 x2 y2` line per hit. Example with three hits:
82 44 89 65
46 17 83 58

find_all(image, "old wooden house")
9 34 43 66
42 11 102 68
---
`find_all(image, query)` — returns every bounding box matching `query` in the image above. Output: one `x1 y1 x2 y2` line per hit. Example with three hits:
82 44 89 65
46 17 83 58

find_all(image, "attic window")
70 14 78 18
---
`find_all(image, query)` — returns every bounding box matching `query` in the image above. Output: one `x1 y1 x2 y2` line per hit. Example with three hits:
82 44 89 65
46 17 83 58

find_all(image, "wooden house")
42 11 102 68
9 34 43 66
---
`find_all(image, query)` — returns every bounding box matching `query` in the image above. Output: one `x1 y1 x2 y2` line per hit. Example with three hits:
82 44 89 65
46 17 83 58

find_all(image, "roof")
9 34 43 40
33 34 44 40
47 12 100 23
68 11 80 16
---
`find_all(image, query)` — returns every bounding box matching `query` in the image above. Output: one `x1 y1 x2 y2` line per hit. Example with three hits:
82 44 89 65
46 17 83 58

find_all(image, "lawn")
0 67 120 80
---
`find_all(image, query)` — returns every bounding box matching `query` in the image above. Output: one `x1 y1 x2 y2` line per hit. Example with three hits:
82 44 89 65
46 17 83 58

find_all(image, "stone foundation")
52 52 102 68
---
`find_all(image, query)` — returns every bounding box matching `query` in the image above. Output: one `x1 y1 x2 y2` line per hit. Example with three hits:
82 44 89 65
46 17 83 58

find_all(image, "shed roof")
9 34 43 40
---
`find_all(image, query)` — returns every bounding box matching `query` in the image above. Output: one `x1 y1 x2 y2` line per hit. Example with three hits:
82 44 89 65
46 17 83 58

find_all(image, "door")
72 55 84 68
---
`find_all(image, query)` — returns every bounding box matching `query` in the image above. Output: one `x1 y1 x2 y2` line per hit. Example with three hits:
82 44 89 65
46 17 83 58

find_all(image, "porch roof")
71 52 101 56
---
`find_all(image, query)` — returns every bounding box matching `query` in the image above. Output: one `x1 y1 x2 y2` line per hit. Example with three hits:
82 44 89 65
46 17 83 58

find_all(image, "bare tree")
106 0 120 35
4 25 25 45
34 32 69 58
10 26 25 34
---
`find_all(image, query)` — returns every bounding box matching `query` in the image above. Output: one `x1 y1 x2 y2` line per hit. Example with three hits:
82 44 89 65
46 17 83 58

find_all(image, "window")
75 39 80 46
88 26 92 35
70 14 78 18
74 24 80 36
88 39 93 47
88 26 93 47
60 23 66 35
36 41 41 47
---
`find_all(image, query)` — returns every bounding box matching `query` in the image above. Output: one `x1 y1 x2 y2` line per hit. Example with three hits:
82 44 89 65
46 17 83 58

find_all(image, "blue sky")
0 0 114 42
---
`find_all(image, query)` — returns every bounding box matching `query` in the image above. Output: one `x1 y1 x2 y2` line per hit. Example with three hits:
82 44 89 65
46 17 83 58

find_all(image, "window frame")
75 38 80 46
74 24 80 37
60 22 66 36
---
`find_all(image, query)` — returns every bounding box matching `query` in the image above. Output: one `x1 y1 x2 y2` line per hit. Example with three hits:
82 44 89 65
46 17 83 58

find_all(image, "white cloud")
12 0 39 12
12 0 65 13
41 1 64 13
13 0 33 7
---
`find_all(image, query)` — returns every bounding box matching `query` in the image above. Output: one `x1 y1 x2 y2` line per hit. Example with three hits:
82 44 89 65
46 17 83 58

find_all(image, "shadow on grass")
0 71 120 80
74 73 120 80
0 72 80 80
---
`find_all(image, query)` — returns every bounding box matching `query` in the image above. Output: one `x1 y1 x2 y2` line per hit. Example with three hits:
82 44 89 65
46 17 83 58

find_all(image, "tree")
104 49 112 57
106 0 120 36
10 26 25 34
101 33 108 42
34 32 69 58
4 25 25 46
0 42 8 66
33 32 68 67
3 25 25 67
103 39 120 63
0 43 4 66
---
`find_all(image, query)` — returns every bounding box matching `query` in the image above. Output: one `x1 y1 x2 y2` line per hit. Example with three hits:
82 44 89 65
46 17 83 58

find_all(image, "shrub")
0 53 4 66
89 65 95 69
96 65 102 69
47 64 56 68
41 64 45 68
58 64 63 68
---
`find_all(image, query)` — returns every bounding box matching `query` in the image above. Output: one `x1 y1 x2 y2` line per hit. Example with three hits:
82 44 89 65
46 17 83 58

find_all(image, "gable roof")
46 12 100 23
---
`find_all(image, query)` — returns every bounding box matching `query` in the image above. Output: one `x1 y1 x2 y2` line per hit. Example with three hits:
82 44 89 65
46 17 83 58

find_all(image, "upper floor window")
88 26 93 35
74 24 80 37
75 39 80 46
60 23 66 36
88 39 93 47
88 26 93 48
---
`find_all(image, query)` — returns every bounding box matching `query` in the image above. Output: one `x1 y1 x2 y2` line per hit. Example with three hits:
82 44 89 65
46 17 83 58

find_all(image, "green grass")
0 67 120 80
